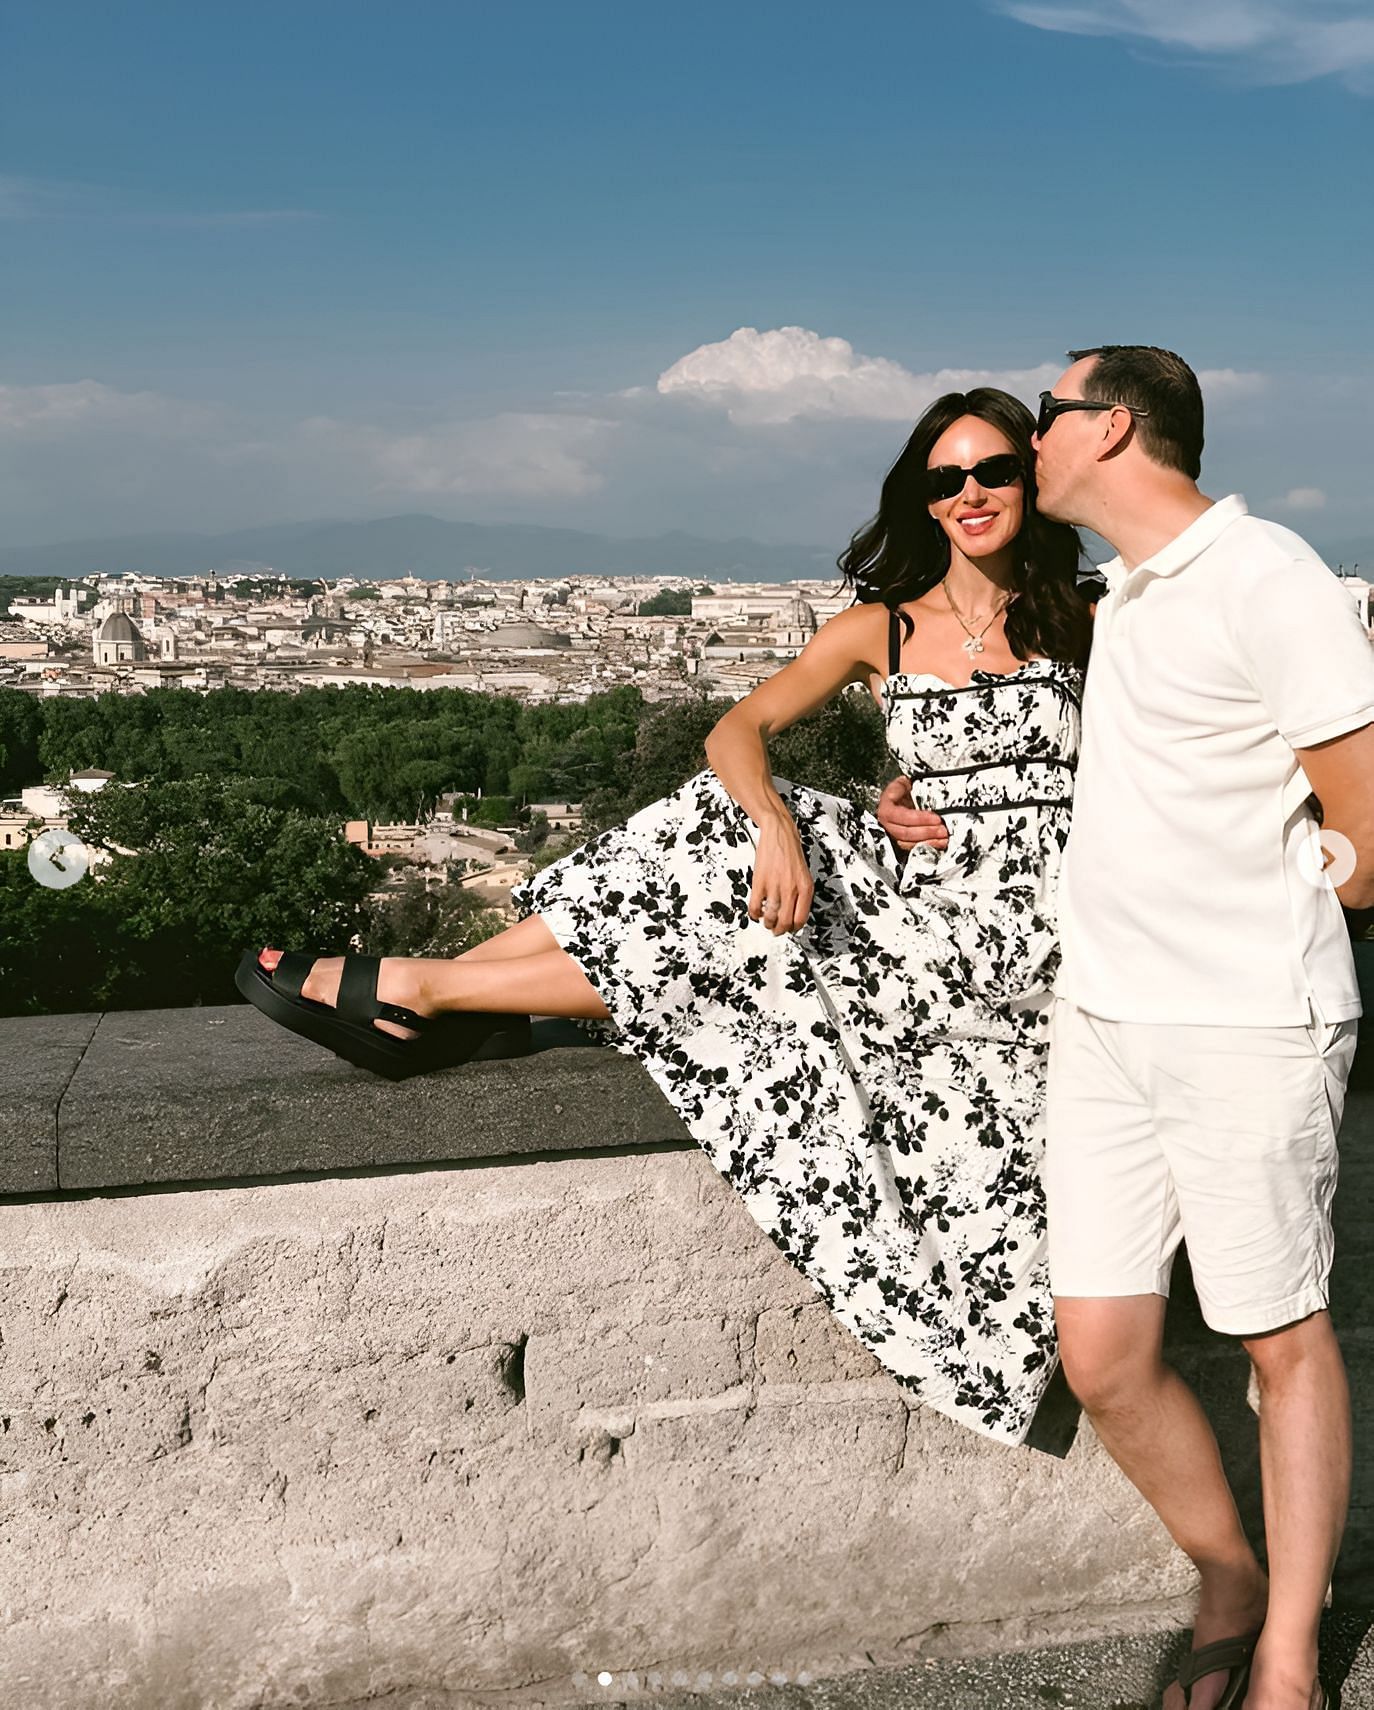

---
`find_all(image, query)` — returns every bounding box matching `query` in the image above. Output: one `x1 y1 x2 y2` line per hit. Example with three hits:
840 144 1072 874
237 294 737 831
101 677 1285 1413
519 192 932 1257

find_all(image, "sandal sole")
234 951 533 1081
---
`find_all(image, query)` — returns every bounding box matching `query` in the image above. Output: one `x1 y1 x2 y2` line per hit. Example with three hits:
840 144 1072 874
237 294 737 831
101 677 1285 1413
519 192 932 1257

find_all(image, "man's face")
1031 355 1102 524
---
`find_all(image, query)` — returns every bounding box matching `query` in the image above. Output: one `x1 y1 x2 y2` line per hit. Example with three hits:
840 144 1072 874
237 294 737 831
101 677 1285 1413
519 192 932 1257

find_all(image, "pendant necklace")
944 582 1017 657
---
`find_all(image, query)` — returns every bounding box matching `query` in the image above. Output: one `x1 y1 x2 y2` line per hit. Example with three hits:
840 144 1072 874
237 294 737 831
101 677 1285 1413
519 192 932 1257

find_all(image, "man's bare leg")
1055 1295 1269 1710
1241 1311 1349 1710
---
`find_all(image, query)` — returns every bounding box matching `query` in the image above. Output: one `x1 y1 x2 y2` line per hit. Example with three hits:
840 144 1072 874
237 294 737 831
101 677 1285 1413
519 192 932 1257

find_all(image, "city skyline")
3 0 1371 559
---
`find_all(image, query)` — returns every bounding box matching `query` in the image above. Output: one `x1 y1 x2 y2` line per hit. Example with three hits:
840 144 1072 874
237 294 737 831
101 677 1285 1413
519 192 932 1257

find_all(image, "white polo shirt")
1056 493 1374 1026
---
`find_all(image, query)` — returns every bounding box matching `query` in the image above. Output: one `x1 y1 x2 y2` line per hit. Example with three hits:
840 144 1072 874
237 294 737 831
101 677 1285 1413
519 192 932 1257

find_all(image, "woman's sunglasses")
924 453 1023 503
1036 392 1151 439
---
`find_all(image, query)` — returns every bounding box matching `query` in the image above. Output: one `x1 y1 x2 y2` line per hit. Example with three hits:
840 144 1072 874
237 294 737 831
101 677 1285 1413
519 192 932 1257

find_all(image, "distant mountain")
0 514 839 584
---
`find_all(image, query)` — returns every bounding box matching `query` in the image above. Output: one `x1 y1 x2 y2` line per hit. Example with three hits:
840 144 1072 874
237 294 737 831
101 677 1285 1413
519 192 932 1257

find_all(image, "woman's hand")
748 811 815 935
876 777 949 853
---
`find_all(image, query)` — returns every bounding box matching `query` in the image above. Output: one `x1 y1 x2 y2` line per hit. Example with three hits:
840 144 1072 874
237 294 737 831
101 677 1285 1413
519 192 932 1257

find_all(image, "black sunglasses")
923 452 1023 503
1036 391 1152 439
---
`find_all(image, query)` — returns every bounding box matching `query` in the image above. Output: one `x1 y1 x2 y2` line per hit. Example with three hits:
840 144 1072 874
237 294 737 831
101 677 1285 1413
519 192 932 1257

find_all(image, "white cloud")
0 374 620 547
0 378 609 502
1196 367 1267 400
993 1 1374 91
1276 485 1327 510
656 326 1060 425
0 338 1285 546
656 327 1265 424
293 411 613 500
0 379 218 436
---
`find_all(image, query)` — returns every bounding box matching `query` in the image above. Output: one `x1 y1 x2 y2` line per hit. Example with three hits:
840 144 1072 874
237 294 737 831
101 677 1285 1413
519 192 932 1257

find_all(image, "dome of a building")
486 622 571 649
98 611 143 643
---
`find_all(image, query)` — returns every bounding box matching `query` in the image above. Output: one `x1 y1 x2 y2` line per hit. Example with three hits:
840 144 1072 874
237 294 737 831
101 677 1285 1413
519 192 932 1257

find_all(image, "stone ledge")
0 940 1368 1197
0 1008 690 1197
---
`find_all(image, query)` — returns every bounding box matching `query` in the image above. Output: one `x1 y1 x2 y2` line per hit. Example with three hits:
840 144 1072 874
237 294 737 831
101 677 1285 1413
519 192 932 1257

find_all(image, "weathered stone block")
0 1009 100 1192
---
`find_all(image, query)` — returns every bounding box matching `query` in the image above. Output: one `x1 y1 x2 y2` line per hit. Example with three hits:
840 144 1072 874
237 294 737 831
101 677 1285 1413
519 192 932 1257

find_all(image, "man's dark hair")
1067 344 1204 480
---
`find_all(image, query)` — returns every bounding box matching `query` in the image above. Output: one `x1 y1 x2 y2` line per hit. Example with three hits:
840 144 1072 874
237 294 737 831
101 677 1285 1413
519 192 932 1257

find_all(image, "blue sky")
2 0 1371 562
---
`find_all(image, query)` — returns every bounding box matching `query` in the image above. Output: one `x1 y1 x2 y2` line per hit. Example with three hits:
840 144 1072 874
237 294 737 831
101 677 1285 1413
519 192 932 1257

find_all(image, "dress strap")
888 606 902 678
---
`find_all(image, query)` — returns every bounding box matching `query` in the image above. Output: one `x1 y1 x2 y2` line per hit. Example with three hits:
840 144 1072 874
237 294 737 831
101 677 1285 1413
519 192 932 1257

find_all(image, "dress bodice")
877 644 1085 1006
881 657 1083 816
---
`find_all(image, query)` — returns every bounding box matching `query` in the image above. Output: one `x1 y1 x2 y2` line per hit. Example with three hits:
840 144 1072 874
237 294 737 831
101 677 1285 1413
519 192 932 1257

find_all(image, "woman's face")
925 415 1025 559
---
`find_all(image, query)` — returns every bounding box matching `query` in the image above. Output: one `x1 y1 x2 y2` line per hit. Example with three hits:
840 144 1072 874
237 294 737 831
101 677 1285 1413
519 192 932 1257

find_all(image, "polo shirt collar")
1099 493 1248 589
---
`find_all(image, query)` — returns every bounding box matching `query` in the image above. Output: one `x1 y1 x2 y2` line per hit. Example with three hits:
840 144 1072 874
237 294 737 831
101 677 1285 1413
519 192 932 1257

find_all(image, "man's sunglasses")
1036 392 1151 439
923 453 1023 503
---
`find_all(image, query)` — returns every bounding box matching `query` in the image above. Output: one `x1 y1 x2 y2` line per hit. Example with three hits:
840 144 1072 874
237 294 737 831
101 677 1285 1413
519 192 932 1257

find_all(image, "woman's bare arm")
703 604 884 933
704 604 882 818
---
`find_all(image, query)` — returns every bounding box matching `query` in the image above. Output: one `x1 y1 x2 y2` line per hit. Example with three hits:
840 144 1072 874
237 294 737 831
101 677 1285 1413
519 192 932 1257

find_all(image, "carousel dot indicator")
28 829 90 890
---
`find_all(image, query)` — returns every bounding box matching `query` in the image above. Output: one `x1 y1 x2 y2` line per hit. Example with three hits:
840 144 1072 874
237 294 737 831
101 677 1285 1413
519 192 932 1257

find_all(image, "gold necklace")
943 582 1018 657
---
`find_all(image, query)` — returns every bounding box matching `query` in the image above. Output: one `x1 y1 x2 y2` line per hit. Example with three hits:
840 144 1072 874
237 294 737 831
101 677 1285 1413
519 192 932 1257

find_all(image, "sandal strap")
336 954 383 1023
376 998 438 1030
1179 1630 1263 1690
270 950 317 1001
270 950 438 1033
335 955 440 1033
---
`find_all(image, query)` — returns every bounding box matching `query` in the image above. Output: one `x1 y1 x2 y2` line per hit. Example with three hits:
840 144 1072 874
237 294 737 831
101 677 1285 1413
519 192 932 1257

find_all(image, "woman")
237 386 1092 1445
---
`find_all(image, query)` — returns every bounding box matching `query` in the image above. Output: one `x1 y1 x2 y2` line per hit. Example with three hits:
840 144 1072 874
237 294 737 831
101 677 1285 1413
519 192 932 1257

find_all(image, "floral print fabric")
511 656 1083 1444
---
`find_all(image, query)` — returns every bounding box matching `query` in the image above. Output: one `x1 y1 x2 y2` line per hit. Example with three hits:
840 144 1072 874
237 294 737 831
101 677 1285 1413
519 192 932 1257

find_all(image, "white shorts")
1044 995 1360 1335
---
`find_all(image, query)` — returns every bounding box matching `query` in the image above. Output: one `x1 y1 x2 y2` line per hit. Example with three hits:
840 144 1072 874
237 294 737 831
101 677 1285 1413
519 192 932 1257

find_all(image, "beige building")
93 611 148 667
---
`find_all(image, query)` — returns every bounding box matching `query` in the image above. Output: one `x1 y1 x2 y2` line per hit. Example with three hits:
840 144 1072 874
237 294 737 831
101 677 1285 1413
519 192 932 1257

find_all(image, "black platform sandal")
235 948 533 1082
1169 1627 1264 1709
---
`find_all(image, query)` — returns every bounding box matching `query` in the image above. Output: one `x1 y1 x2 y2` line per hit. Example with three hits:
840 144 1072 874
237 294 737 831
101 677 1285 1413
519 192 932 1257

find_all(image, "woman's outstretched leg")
255 915 608 1040
452 913 560 962
431 949 608 1019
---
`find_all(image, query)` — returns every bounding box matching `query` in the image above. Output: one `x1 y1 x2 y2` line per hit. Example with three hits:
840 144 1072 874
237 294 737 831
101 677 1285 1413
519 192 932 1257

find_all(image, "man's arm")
1295 722 1374 912
875 776 948 852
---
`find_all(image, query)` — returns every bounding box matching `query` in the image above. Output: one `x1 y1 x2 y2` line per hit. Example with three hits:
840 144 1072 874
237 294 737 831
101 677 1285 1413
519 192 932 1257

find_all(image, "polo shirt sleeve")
1230 556 1374 748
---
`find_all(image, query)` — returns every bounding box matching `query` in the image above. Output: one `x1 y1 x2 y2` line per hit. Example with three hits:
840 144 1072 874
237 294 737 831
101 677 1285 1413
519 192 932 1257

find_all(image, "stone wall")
0 973 1370 1710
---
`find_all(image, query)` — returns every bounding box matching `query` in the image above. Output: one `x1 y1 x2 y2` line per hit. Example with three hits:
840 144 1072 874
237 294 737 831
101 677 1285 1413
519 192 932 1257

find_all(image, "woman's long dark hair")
837 387 1092 668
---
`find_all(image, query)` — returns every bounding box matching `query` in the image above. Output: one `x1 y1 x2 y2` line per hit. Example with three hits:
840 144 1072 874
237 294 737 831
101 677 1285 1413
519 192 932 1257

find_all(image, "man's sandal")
1170 1627 1264 1708
235 948 533 1081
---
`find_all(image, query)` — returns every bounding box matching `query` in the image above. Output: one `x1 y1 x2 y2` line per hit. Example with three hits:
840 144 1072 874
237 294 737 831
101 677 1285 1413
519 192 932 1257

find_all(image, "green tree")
52 777 378 1013
0 689 43 795
636 588 693 617
0 846 116 1016
582 685 888 837
771 686 890 809
514 810 551 854
361 869 504 958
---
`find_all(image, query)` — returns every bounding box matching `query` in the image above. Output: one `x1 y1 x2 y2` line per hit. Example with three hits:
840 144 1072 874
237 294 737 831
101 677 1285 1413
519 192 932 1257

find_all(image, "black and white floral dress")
511 617 1083 1445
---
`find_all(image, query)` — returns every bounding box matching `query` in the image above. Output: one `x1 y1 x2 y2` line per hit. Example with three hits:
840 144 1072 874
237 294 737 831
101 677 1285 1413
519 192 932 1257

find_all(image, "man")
876 345 1374 1710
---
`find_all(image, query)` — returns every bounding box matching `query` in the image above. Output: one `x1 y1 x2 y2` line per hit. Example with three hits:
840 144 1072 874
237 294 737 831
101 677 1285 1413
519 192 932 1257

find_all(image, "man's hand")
1296 723 1374 912
876 776 949 853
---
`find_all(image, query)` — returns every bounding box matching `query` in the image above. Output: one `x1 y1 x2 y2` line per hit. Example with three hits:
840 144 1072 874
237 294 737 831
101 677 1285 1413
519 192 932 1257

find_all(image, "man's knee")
1241 1308 1339 1390
1055 1295 1167 1415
